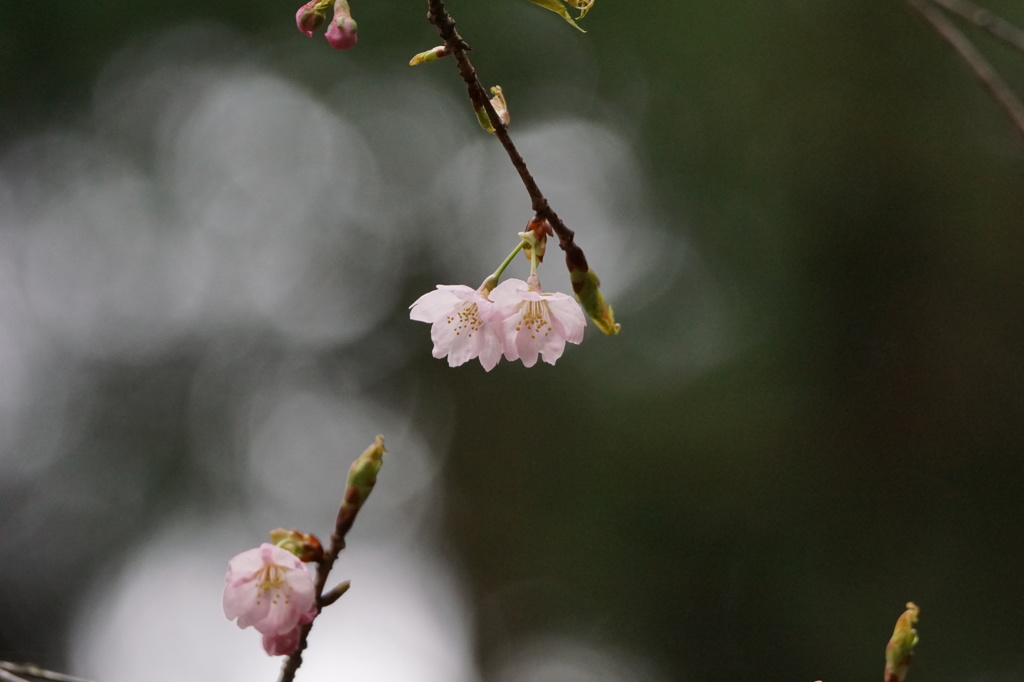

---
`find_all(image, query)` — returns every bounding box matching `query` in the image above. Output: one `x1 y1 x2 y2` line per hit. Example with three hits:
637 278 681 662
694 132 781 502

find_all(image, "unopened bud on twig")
325 0 358 50
346 434 386 508
569 267 620 335
296 4 327 36
884 602 920 682
296 0 331 36
320 580 351 607
334 435 386 537
409 45 450 65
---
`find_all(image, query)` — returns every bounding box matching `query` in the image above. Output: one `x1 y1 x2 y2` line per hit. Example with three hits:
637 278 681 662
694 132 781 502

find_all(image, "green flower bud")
409 45 450 65
884 602 920 682
569 267 620 335
346 434 386 507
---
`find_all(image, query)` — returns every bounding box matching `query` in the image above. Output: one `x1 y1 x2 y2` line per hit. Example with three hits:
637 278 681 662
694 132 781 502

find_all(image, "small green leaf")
528 0 586 32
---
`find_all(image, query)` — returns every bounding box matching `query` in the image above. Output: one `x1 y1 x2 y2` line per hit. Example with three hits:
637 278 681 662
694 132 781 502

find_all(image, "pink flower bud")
325 15 358 50
295 1 326 37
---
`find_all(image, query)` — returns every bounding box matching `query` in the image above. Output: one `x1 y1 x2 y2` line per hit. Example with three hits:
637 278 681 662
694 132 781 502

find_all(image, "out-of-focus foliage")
1 1 1023 681
528 0 592 32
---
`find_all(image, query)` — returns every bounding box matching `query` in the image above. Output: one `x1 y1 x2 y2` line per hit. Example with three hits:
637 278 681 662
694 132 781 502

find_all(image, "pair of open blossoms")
410 275 586 370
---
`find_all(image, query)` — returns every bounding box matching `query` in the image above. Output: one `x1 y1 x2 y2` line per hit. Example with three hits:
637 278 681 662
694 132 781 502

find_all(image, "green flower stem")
483 239 527 292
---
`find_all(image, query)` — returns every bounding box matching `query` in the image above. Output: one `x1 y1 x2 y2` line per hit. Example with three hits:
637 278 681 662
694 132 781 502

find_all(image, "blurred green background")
2 0 1023 680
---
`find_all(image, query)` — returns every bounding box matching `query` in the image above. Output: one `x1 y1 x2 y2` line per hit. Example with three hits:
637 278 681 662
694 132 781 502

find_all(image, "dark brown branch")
277 490 361 682
929 0 1024 54
908 0 1024 140
276 524 343 682
426 0 590 275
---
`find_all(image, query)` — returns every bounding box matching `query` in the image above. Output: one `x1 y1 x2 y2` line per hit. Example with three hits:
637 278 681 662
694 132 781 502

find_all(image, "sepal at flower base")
520 217 553 264
269 528 324 563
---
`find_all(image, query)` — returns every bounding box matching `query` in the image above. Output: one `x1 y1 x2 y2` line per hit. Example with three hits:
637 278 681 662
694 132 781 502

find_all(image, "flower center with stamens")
445 302 483 338
254 563 292 607
515 301 552 339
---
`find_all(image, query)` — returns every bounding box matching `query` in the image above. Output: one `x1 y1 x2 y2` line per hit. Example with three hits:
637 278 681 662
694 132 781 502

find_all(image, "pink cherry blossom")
223 543 318 656
489 275 586 367
409 285 503 370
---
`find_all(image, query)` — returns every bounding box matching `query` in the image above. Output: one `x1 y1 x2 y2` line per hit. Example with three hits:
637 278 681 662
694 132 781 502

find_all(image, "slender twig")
277 499 356 682
278 437 385 682
426 0 590 276
908 0 1024 140
0 663 94 682
929 0 1024 53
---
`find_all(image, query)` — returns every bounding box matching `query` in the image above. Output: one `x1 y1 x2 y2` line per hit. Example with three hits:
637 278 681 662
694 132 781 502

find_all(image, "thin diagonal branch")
929 0 1024 54
276 497 355 682
426 0 590 275
908 0 1024 140
0 663 94 682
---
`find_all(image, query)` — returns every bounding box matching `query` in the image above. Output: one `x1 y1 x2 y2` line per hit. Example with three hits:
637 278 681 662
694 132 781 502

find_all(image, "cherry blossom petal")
223 543 318 639
544 295 586 344
410 285 504 370
488 278 585 367
262 627 303 656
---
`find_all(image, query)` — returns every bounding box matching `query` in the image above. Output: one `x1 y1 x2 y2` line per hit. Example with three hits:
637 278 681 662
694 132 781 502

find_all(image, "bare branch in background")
928 0 1024 53
0 663 94 682
907 0 1024 140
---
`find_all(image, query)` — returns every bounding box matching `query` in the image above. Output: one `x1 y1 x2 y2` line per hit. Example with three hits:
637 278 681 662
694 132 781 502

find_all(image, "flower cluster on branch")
410 274 585 370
